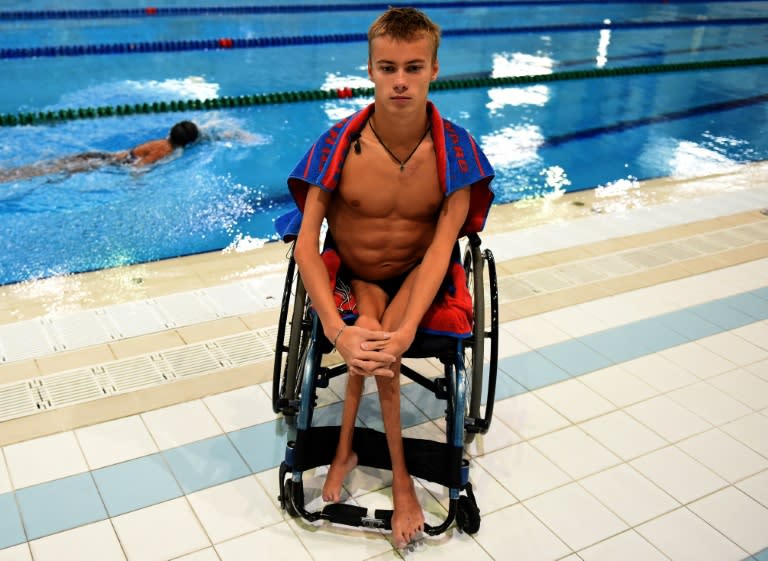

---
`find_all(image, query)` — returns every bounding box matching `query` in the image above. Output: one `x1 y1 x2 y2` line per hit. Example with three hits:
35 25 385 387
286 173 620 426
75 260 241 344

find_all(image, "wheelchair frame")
272 232 498 536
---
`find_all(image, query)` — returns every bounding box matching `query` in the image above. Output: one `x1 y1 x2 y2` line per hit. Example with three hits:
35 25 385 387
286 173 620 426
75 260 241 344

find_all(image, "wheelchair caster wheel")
283 480 304 518
456 495 480 534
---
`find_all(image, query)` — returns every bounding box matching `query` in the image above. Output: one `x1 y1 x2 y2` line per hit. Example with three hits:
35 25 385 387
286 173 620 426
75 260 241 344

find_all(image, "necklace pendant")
368 117 431 173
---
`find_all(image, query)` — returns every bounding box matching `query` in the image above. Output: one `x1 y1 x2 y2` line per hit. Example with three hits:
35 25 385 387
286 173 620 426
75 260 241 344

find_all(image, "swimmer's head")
169 121 199 148
368 7 441 63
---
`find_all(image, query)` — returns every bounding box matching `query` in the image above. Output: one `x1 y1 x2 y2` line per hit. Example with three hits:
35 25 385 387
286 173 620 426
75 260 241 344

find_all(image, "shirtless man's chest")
326 128 443 281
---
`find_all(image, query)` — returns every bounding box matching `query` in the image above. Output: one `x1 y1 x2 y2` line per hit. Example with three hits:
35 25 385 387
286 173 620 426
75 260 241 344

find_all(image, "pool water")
1 1 767 285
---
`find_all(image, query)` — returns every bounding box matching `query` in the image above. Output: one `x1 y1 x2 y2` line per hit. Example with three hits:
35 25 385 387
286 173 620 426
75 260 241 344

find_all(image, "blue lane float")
2 17 768 59
2 0 767 21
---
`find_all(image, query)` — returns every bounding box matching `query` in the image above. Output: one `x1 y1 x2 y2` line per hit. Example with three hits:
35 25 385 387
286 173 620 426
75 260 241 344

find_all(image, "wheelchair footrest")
321 503 392 530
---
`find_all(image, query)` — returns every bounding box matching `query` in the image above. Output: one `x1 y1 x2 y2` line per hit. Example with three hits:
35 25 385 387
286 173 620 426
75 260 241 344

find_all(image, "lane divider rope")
2 17 768 59
1 56 766 127
2 0 766 21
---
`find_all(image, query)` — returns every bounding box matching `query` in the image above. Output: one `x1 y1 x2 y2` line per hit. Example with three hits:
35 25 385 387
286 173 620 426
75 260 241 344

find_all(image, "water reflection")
596 21 612 68
480 124 544 170
320 72 373 122
640 132 746 179
540 165 572 195
670 139 741 178
54 76 220 111
490 52 554 78
486 51 553 112
486 85 549 112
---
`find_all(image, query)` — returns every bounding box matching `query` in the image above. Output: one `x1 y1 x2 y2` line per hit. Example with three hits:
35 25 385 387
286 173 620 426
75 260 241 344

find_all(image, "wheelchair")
272 232 499 537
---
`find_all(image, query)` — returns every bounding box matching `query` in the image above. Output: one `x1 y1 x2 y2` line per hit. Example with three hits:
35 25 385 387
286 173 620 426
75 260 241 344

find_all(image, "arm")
386 186 471 356
293 185 396 374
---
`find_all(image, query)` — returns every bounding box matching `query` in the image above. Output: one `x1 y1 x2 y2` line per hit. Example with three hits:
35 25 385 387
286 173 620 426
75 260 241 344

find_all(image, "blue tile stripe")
1 287 767 549
163 435 251 494
92 454 182 517
15 473 106 541
0 493 25 549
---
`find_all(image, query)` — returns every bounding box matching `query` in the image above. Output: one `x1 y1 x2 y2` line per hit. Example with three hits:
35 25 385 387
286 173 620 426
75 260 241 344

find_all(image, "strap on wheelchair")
292 425 463 489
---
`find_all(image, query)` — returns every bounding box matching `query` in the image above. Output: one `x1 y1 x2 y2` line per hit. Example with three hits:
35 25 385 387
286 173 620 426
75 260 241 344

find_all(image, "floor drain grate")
217 329 276 365
0 327 279 423
0 381 41 422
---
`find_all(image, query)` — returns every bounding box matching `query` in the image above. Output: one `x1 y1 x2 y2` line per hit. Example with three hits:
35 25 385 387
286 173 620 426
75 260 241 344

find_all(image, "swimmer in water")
0 120 199 184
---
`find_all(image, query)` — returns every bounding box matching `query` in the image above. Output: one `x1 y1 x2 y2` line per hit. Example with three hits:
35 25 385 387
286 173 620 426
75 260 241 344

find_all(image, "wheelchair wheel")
283 278 309 410
462 241 485 443
462 235 499 443
272 251 310 419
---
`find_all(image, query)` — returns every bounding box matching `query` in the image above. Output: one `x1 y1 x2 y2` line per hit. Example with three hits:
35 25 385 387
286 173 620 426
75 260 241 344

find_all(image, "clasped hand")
334 325 412 377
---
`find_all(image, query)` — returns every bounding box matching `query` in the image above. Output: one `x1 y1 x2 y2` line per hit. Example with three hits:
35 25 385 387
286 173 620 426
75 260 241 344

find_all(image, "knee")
355 314 382 331
380 315 399 331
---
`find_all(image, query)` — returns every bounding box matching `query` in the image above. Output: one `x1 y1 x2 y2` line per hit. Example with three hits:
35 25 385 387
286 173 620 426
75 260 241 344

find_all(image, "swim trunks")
324 231 420 302
337 261 420 302
321 242 473 338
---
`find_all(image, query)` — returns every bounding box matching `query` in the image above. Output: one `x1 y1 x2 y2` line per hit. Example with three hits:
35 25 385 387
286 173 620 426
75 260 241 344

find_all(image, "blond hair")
368 7 441 62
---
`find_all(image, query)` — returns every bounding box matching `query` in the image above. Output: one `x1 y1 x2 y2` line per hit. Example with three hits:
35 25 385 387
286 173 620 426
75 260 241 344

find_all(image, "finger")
350 360 394 378
372 350 397 363
359 329 391 341
365 363 394 377
357 351 396 364
360 339 389 351
348 362 366 373
353 356 397 372
350 359 384 372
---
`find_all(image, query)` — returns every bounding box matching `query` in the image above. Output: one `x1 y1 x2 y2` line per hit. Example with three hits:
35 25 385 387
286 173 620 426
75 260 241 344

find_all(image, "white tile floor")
1 180 768 561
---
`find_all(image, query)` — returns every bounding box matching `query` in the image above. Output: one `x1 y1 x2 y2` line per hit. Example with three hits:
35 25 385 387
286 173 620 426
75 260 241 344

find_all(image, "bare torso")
129 139 174 166
327 123 442 281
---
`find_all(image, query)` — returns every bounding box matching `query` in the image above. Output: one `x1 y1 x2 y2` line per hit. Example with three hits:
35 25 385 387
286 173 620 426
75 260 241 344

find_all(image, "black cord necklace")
368 118 432 172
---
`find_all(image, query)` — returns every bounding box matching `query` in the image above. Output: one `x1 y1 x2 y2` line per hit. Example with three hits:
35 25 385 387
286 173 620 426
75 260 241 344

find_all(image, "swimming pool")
1 1 767 286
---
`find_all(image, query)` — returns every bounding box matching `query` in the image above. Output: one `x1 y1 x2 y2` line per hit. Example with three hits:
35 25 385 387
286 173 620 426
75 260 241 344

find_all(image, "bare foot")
322 451 358 503
391 478 425 549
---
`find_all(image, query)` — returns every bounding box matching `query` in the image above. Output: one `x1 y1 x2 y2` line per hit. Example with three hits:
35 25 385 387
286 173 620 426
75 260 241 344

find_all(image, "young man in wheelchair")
289 7 494 548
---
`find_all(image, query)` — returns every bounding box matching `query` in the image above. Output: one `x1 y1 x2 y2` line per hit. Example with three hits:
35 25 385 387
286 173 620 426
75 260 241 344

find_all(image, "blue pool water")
1 1 767 285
